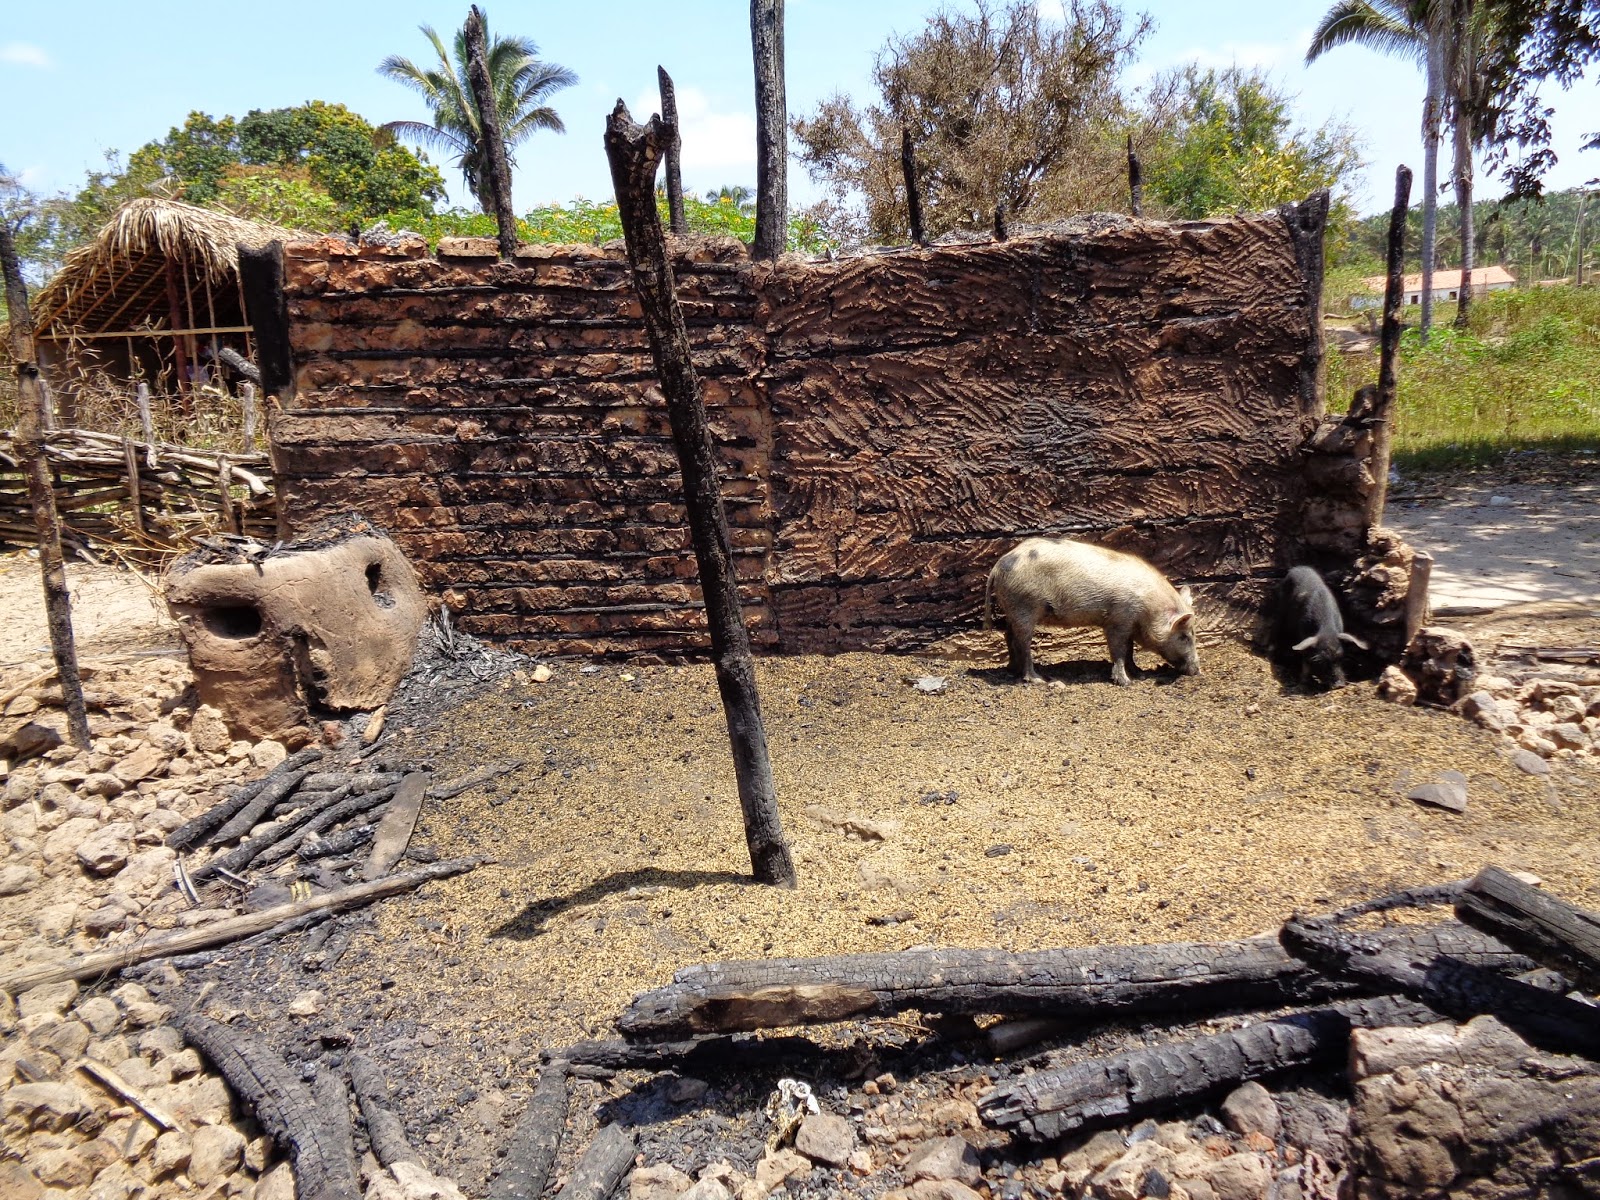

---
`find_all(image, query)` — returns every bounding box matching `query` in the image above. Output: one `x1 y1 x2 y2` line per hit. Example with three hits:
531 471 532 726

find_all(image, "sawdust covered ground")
348 635 1600 1049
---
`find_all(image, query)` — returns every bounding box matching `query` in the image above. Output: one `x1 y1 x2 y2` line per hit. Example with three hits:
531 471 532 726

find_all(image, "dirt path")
1386 456 1600 616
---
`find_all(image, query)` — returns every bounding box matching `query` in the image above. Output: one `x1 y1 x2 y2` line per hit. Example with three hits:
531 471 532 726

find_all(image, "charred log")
488 1069 569 1200
1455 865 1600 993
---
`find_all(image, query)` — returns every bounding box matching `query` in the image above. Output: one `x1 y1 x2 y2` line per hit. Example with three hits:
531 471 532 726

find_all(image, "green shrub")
1324 283 1600 470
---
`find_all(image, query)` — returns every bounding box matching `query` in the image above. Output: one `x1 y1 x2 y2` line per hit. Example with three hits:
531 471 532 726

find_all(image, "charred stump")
603 102 796 887
902 127 926 246
749 0 787 259
658 66 688 236
464 5 520 260
1369 164 1412 528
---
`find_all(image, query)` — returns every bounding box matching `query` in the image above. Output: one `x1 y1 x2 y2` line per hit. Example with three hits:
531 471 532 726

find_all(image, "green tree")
236 101 445 215
123 111 240 203
1145 68 1363 229
378 12 577 211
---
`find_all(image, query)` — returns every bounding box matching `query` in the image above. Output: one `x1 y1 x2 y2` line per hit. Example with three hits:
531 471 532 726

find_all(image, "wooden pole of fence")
1367 164 1412 530
902 127 926 246
604 101 797 887
217 457 236 534
136 382 156 466
464 5 519 262
123 438 146 538
0 220 92 749
1127 134 1143 218
241 382 258 453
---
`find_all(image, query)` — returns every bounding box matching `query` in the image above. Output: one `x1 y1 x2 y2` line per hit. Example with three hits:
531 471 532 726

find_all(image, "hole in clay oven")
365 561 395 609
202 605 263 640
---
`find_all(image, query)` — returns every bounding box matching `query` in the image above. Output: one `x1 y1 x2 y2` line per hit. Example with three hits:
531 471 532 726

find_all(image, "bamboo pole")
0 221 92 750
464 5 519 261
605 102 796 887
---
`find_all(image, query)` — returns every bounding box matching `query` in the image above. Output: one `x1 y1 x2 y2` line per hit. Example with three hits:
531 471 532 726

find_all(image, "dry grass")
350 638 1600 1047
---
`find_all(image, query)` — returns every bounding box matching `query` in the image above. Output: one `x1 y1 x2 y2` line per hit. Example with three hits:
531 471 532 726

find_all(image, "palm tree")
379 13 577 211
1307 1 1449 340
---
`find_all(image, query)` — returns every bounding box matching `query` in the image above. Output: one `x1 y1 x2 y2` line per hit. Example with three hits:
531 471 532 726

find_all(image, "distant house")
1350 265 1518 309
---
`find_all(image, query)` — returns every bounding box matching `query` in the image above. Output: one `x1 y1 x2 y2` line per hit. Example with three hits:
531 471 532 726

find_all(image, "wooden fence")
0 428 276 561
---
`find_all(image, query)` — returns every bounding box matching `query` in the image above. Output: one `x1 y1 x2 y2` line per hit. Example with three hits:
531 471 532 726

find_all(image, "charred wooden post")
178 1015 361 1200
658 66 688 236
1368 165 1412 528
1282 913 1600 1058
604 102 796 887
488 1069 569 1200
981 996 1440 1140
347 1053 423 1169
615 927 1521 1040
237 243 295 406
1456 865 1600 993
0 220 91 750
135 382 156 466
1127 134 1143 217
553 1124 635 1200
902 127 926 246
464 5 519 260
750 0 787 260
993 202 1008 242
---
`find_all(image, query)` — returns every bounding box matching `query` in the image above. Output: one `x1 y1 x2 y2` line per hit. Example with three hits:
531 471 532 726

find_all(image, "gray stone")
680 1180 732 1200
630 1163 693 1200
1406 773 1468 814
1206 1153 1272 1200
17 980 78 1019
0 1080 92 1131
150 1129 191 1176
1512 749 1552 776
41 816 98 863
188 1124 245 1186
73 996 121 1036
1549 722 1589 749
76 821 136 875
1222 1081 1282 1140
79 772 124 799
0 863 40 896
795 1113 855 1167
905 1136 982 1185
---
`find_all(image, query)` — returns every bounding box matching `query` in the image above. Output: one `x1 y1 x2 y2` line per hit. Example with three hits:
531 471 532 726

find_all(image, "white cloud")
1036 0 1066 21
0 42 52 69
630 84 757 180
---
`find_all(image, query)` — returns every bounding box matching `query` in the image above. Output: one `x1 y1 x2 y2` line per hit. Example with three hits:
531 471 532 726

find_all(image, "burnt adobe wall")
271 197 1333 657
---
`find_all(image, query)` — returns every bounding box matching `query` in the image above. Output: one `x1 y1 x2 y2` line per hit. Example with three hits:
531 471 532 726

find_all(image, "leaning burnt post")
658 66 688 236
604 102 797 887
0 220 91 750
1368 164 1412 529
1126 134 1143 217
464 5 519 260
749 0 787 260
901 127 926 246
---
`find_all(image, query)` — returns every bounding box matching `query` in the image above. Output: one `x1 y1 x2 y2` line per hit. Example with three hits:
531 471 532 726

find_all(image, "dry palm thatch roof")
31 198 297 341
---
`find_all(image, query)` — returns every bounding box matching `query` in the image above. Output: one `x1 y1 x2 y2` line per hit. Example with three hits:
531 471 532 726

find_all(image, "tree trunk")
0 222 91 750
901 127 926 245
980 996 1441 1140
603 103 796 887
464 5 519 261
1454 100 1476 328
1420 30 1444 342
750 0 787 260
658 66 688 236
1368 165 1412 530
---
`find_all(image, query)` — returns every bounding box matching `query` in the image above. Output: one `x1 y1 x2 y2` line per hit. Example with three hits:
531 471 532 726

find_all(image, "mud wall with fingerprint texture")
270 196 1335 656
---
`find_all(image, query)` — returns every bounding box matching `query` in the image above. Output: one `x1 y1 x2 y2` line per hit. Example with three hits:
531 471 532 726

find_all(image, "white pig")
984 537 1200 686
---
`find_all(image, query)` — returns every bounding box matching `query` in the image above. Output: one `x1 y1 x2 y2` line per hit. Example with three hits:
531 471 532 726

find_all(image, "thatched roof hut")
32 198 295 396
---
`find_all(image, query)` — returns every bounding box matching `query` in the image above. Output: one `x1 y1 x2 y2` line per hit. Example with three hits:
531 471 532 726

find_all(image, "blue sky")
2 1 1596 218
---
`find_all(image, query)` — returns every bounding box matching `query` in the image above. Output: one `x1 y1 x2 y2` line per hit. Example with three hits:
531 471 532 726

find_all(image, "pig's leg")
1008 608 1044 684
1106 624 1136 687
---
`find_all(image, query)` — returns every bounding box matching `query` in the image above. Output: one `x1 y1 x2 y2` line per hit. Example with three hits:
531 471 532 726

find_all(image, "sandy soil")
0 553 177 671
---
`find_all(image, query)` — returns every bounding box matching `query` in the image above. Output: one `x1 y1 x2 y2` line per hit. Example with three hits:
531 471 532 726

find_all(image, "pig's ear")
1292 635 1318 652
1339 632 1370 651
1171 612 1194 633
1178 585 1194 607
